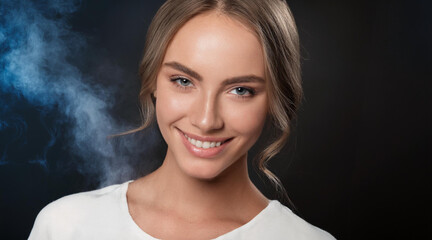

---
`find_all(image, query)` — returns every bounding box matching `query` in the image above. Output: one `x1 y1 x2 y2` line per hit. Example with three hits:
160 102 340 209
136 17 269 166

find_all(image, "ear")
153 90 157 98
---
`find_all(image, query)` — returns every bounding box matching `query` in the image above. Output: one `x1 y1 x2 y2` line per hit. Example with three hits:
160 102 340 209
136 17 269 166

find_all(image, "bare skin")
127 11 269 240
127 158 268 239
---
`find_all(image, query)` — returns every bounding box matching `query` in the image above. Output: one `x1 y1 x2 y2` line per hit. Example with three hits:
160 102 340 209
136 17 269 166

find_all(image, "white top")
28 181 335 240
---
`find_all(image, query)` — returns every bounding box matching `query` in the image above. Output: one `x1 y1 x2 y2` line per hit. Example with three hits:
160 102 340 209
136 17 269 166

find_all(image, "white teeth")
202 141 210 149
184 134 223 149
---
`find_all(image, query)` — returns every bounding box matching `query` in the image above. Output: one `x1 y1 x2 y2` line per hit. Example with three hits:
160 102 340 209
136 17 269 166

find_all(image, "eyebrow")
164 61 265 85
164 61 203 81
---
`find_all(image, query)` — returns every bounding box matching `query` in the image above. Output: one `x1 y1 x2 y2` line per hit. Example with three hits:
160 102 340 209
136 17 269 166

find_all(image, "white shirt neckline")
119 181 277 239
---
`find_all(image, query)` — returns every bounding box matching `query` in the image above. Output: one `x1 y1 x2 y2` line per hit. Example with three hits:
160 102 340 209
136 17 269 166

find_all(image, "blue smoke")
0 0 154 186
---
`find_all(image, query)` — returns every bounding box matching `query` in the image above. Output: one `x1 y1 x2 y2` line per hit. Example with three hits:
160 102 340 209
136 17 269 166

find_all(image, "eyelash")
169 76 256 98
170 76 193 90
229 87 256 98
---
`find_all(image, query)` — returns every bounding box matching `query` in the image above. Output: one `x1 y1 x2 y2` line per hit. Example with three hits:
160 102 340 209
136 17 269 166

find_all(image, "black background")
0 0 431 239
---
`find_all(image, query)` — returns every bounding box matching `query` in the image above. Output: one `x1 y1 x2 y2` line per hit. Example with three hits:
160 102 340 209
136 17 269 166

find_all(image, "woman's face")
155 11 268 180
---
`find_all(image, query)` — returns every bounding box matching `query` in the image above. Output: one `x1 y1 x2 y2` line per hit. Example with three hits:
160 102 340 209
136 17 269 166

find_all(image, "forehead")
162 11 265 80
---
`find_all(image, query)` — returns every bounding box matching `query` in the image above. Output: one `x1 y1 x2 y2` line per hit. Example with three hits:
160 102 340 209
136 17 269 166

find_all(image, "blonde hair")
131 0 302 202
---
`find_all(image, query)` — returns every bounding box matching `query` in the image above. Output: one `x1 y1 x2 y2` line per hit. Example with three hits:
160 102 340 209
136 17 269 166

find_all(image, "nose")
190 93 224 132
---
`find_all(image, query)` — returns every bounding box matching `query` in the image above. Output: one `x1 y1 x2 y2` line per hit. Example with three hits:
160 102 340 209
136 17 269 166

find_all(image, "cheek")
155 81 193 128
223 98 268 138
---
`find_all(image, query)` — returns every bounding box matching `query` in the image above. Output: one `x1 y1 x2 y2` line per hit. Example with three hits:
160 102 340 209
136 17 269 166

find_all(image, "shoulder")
28 182 129 240
37 182 125 220
264 200 336 239
218 200 335 240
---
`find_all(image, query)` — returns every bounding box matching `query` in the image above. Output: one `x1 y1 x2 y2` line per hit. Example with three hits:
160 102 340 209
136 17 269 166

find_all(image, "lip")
177 128 232 159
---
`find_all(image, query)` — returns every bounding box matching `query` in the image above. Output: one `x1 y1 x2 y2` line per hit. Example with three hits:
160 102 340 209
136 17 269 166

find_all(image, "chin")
181 160 228 181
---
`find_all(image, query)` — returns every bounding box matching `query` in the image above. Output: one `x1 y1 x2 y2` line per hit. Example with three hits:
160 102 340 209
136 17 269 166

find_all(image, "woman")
29 0 335 239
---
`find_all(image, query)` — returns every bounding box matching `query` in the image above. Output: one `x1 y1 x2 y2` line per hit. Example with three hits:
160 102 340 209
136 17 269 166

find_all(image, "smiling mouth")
182 133 231 149
177 128 233 158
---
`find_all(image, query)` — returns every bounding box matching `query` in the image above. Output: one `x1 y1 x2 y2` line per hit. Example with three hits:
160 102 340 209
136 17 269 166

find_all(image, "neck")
137 150 267 219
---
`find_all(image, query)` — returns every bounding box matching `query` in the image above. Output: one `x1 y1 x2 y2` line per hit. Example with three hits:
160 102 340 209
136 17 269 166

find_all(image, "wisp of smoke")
0 0 155 186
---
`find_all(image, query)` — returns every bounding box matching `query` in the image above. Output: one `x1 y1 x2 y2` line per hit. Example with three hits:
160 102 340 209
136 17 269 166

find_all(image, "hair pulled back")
134 0 302 201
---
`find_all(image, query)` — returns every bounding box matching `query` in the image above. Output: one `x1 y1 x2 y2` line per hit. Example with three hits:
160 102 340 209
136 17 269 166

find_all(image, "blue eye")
173 77 192 87
230 87 253 96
